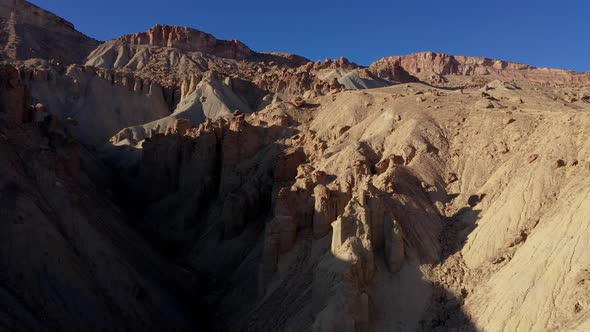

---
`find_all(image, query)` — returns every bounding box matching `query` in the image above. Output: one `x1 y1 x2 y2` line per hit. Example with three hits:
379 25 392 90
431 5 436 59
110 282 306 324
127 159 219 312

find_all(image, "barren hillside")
0 1 589 331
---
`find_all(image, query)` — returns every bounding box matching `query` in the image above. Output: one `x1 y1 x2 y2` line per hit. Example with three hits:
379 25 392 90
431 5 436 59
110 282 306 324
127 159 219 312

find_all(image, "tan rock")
170 118 192 135
384 218 405 272
120 24 252 60
313 185 333 239
447 172 458 184
289 97 306 108
275 148 307 182
476 98 495 109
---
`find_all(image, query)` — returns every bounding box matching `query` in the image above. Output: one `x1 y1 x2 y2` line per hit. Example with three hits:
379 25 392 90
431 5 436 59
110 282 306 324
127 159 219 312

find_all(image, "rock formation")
1 1 590 332
0 0 99 63
121 75 590 331
120 24 252 60
370 51 589 83
0 63 196 332
16 59 172 145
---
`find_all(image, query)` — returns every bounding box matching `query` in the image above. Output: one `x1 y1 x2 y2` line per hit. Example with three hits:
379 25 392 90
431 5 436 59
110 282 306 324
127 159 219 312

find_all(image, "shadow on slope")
230 230 479 331
440 206 480 262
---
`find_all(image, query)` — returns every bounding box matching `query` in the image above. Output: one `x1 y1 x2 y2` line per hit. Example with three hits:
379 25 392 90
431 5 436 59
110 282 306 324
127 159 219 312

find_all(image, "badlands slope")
126 78 590 331
0 0 590 331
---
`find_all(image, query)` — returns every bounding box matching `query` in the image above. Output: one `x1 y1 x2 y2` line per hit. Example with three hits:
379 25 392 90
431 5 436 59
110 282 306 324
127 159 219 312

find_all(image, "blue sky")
29 0 590 72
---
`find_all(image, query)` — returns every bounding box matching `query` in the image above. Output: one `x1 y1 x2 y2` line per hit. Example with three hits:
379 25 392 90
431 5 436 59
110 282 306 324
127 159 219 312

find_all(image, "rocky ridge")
371 51 590 83
0 0 99 63
119 24 253 60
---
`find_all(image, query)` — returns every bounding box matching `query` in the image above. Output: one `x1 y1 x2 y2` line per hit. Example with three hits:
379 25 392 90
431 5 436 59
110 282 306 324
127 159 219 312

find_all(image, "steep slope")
109 70 266 148
17 59 172 146
84 28 393 101
0 64 198 332
84 24 311 89
123 77 590 331
0 0 99 63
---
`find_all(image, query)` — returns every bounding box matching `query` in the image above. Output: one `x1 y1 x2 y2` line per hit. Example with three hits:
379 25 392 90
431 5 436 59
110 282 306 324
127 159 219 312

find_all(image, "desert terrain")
0 1 589 331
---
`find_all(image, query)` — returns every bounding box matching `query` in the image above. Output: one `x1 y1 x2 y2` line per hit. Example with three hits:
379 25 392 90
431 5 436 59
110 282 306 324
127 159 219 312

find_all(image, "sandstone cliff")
370 51 588 83
119 24 253 60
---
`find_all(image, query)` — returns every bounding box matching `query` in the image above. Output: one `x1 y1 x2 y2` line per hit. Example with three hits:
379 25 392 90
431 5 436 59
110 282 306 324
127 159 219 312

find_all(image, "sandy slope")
121 77 590 331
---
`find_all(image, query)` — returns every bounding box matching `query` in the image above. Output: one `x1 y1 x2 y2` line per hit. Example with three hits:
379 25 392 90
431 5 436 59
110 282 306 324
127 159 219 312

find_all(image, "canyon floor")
1 1 590 331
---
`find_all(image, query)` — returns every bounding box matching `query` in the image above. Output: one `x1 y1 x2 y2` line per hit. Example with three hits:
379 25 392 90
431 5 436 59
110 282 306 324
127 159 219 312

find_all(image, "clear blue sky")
29 0 590 72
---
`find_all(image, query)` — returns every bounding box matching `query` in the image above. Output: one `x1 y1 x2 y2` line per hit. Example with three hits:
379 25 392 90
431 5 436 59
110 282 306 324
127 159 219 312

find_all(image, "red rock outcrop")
120 24 252 60
251 59 352 96
370 51 589 82
255 52 311 67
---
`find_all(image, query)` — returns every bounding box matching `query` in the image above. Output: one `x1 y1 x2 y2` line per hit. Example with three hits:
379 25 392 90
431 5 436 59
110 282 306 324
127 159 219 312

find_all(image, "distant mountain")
0 0 99 63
